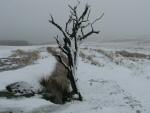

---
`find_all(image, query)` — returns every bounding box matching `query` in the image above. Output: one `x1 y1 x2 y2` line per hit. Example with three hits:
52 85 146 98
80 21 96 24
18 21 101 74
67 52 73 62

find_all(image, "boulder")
6 81 40 97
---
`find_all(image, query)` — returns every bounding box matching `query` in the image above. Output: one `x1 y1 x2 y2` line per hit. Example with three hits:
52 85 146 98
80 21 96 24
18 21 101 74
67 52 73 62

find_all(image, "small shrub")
91 59 99 66
79 51 86 59
40 63 70 104
86 55 93 61
40 48 71 104
116 50 150 59
9 49 39 65
47 47 59 56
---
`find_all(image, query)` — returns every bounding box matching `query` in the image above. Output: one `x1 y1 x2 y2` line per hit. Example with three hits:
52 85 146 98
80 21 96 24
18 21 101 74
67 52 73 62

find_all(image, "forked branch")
55 36 68 55
79 25 100 41
79 12 104 41
49 15 70 42
55 54 70 71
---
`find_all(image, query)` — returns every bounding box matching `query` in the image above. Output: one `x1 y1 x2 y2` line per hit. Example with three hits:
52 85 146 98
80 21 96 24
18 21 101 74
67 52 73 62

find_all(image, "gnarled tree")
49 3 104 101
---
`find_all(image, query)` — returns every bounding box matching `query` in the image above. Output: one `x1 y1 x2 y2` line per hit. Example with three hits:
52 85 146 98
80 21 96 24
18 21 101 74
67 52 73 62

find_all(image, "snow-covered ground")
0 42 150 113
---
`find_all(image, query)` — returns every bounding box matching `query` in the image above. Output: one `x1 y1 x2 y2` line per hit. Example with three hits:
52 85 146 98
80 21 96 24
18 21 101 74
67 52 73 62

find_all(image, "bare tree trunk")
49 2 103 101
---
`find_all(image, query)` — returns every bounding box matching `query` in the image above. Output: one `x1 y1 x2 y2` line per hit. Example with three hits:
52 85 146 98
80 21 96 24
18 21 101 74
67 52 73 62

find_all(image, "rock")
6 81 40 97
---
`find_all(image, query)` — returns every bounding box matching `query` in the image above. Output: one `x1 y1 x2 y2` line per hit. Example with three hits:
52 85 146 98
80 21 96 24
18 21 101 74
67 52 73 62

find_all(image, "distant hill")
0 40 29 46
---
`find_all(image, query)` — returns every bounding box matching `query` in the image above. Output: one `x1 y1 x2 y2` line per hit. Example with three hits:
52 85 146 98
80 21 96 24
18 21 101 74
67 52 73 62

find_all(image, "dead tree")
49 3 104 101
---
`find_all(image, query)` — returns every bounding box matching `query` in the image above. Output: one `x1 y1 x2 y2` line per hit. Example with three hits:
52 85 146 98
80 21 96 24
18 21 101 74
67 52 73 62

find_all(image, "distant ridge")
0 40 29 46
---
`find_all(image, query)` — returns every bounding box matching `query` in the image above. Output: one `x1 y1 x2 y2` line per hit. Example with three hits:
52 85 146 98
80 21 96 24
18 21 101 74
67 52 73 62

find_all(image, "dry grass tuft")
40 47 70 104
40 62 70 104
47 47 59 56
116 51 150 59
9 49 40 65
79 51 86 59
80 50 103 67
91 59 100 66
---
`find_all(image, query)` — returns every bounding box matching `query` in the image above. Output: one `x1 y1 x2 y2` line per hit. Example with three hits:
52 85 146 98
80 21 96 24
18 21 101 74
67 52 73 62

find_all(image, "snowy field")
0 41 150 113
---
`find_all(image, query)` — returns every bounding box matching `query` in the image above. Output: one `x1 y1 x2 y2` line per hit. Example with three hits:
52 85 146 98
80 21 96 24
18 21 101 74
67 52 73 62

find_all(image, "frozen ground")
0 41 150 113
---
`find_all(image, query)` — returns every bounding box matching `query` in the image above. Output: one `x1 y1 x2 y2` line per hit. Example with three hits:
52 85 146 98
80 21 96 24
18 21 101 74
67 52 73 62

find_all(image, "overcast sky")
0 0 150 43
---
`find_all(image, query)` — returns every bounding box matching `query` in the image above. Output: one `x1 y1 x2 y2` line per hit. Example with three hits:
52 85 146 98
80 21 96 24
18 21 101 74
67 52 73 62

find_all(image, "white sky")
0 0 150 43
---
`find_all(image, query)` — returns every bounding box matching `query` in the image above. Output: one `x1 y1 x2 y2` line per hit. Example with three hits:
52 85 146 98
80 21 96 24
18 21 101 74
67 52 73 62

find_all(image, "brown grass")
40 47 70 104
10 49 40 65
79 51 86 59
116 51 150 59
40 62 70 104
91 59 100 66
47 47 59 56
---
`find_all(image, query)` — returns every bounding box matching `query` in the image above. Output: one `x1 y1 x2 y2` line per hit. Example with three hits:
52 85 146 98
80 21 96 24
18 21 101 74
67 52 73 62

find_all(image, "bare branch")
79 12 104 41
49 15 69 40
65 15 72 36
81 26 84 36
79 30 100 41
79 4 90 21
80 22 91 39
86 8 91 21
79 24 100 41
68 5 78 20
91 12 104 25
68 5 74 11
55 54 70 71
79 8 91 24
55 36 68 54
81 22 91 29
68 0 80 11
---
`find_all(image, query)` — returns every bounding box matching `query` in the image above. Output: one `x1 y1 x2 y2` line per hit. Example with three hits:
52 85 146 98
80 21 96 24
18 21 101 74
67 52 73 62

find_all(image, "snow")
0 97 52 112
0 50 56 90
0 46 57 112
0 43 150 113
0 49 12 58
